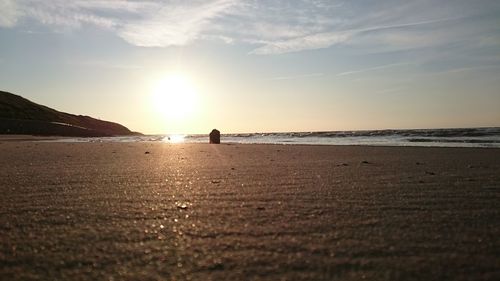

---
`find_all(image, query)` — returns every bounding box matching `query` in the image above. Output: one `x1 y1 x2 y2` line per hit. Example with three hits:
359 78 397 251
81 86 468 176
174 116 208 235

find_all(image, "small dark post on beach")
209 129 220 144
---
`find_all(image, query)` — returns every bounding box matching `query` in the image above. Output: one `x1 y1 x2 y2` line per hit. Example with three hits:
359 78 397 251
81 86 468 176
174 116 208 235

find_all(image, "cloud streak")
119 0 239 47
265 73 325 81
250 15 465 55
68 59 143 70
337 63 413 76
250 32 349 55
1 0 499 55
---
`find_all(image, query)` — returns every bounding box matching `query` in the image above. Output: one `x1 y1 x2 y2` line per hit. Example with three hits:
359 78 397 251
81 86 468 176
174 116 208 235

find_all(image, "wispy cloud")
421 64 500 77
337 63 413 76
250 16 464 55
68 60 143 70
0 0 20 27
119 0 239 47
1 0 499 56
250 32 349 55
265 73 324 81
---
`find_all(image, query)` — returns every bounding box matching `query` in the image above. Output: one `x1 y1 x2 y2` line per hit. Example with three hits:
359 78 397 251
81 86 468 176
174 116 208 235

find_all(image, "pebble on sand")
176 202 189 210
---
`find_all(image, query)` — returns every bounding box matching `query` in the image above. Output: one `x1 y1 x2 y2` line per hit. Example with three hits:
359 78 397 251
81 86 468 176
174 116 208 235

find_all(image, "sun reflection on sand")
162 135 186 143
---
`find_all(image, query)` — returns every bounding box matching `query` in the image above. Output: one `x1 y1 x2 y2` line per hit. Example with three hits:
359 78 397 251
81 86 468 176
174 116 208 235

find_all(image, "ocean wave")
38 127 500 148
407 138 500 144
225 127 500 139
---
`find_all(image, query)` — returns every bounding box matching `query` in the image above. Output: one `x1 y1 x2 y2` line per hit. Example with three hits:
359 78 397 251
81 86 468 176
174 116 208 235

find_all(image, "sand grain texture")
1 143 499 280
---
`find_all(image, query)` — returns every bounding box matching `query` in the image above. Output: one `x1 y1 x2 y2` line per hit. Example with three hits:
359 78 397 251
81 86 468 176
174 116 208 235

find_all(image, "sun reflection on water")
162 134 186 143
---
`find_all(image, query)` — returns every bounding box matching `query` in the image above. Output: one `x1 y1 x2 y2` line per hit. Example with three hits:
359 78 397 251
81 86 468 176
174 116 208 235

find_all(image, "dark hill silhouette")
0 91 141 137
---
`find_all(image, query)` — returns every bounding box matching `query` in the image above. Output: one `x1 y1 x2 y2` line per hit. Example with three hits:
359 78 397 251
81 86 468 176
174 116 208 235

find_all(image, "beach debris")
256 207 265 211
337 163 349 167
176 202 189 210
209 129 221 144
145 151 150 154
207 262 225 271
416 162 424 165
211 180 221 184
425 171 435 175
361 160 371 164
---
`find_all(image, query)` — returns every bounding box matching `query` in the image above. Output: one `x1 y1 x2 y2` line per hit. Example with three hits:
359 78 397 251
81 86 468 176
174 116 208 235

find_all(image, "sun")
151 74 198 120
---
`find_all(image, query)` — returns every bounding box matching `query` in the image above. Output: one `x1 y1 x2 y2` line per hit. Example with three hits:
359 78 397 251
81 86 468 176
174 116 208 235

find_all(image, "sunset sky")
1 0 499 134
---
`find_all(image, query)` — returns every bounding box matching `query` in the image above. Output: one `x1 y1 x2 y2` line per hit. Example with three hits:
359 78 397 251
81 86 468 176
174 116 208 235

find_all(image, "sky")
1 0 499 134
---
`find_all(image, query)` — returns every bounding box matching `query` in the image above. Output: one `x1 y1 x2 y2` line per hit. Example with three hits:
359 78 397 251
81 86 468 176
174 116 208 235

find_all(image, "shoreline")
2 134 500 149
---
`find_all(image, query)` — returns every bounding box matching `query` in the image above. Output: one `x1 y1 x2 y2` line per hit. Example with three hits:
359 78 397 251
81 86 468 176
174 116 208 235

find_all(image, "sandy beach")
0 142 499 280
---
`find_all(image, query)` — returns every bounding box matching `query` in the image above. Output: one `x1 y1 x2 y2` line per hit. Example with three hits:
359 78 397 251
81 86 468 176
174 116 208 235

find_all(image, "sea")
49 127 500 148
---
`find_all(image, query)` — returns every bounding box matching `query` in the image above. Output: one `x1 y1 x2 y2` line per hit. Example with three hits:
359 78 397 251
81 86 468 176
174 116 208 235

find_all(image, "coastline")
1 142 499 280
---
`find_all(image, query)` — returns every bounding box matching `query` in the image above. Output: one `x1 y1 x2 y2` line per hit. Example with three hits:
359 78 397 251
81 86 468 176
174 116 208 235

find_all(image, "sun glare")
152 74 198 120
162 134 186 143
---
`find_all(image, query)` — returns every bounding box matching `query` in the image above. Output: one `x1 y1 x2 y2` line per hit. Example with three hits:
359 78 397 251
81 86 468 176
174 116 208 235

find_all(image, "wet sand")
0 142 499 280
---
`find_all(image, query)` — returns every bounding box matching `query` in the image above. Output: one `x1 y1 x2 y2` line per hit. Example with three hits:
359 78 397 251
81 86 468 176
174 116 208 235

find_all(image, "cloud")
0 0 20 27
250 32 349 55
0 0 119 30
68 59 143 70
248 17 461 55
337 63 413 76
265 72 324 81
119 0 238 47
1 0 499 56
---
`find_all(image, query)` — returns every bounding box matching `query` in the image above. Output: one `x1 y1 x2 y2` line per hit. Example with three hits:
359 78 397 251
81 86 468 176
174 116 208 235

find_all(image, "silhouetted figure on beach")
209 129 220 144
